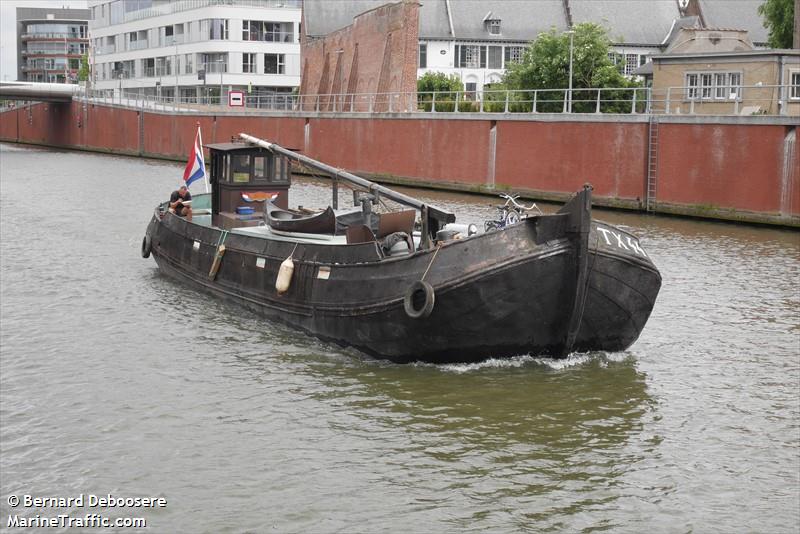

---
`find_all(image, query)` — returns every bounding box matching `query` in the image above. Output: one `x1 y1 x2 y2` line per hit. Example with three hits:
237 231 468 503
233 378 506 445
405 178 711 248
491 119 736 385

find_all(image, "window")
243 20 293 42
205 19 228 40
419 43 427 68
685 71 742 101
456 45 484 68
232 155 251 183
201 53 227 73
700 73 713 99
714 73 727 99
243 53 256 74
791 71 800 100
686 73 699 99
184 54 193 74
465 82 477 100
488 46 502 69
624 53 639 75
504 46 524 65
487 19 501 35
264 54 285 74
728 73 741 99
254 156 268 182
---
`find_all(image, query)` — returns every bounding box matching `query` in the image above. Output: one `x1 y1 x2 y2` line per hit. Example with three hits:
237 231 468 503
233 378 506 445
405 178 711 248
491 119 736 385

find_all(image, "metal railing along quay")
57 84 800 117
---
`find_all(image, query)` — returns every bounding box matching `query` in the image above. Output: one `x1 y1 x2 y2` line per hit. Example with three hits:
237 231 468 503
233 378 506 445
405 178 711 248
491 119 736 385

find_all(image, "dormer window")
487 19 501 35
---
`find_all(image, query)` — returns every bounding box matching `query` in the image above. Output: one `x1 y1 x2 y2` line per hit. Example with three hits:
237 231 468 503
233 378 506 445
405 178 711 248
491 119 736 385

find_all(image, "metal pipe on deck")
238 133 456 226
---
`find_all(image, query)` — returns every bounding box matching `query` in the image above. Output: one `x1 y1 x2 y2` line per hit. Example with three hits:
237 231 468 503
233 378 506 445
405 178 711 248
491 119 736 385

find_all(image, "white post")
566 29 575 113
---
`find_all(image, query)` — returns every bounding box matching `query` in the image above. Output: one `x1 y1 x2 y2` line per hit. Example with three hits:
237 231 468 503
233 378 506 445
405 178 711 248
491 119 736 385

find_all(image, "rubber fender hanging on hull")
404 280 435 319
141 234 152 258
208 245 226 280
276 255 294 294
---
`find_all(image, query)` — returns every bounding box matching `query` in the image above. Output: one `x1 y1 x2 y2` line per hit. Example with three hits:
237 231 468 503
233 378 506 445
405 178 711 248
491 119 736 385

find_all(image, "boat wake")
420 351 633 373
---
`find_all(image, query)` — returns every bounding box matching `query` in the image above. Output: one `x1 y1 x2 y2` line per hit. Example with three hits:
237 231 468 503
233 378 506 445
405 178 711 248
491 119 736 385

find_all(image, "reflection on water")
1 143 798 533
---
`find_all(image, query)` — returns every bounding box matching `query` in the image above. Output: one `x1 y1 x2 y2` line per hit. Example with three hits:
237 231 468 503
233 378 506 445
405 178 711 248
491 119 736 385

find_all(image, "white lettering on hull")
596 226 648 258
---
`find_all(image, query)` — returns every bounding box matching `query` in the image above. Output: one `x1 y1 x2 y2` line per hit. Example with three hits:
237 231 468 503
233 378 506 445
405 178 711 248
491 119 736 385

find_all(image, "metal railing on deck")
74 84 797 117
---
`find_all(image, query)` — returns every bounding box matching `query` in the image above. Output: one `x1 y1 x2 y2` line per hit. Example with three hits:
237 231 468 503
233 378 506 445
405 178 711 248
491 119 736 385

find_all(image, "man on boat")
169 185 192 221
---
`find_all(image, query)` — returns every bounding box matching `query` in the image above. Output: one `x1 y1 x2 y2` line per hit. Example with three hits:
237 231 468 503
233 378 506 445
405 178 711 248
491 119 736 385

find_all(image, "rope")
421 244 442 282
215 229 229 248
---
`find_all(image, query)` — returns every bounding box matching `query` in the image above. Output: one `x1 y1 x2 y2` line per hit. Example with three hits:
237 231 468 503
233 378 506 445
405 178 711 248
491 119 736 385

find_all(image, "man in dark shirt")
169 185 192 221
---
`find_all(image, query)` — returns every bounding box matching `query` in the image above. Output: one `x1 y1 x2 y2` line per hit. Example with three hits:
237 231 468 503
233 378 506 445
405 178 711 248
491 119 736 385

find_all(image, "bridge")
0 81 81 102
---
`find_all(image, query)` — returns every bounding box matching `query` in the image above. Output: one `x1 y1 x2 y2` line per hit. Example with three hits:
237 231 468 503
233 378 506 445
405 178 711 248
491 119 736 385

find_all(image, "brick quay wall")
1 101 797 226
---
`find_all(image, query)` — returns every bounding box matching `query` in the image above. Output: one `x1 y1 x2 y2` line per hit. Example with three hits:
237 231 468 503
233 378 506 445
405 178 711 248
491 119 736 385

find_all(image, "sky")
0 0 88 81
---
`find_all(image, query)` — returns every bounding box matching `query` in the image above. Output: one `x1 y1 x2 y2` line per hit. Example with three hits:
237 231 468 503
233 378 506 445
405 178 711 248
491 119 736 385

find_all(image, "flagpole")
197 122 209 194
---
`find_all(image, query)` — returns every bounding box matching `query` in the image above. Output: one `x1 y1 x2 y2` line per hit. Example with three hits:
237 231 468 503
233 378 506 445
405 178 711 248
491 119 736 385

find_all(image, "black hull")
144 190 661 363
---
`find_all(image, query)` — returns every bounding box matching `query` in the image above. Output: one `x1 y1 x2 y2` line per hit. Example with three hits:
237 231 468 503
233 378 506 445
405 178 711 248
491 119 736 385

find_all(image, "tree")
502 23 643 113
416 71 467 111
758 0 795 48
78 53 90 82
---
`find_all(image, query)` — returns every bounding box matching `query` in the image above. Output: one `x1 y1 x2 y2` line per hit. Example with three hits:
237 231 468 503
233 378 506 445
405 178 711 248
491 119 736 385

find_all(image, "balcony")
21 33 87 41
128 40 149 51
96 0 301 28
201 63 227 74
244 32 295 43
96 45 117 55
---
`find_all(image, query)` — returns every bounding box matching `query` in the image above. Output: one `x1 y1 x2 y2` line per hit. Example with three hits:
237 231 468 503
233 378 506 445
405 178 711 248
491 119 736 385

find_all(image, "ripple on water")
1 144 798 533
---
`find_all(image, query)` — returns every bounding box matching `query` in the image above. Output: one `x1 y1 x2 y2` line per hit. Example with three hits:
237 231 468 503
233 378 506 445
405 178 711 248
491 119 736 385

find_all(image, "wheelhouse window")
232 155 251 183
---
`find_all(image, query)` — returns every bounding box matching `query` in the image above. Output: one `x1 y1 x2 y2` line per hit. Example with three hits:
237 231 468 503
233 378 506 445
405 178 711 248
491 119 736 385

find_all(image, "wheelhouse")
207 142 292 229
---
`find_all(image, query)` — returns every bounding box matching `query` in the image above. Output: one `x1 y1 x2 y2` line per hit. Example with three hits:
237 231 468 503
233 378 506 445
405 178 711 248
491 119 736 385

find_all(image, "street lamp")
565 29 575 113
218 57 224 105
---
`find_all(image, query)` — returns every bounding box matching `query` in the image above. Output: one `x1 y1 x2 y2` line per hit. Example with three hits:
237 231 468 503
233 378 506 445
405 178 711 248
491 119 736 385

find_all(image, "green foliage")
417 71 463 93
502 23 643 113
758 0 795 48
417 72 464 111
78 53 90 82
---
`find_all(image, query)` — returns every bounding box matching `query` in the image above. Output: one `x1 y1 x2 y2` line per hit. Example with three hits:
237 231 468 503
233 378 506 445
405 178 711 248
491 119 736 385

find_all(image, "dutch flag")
183 125 206 189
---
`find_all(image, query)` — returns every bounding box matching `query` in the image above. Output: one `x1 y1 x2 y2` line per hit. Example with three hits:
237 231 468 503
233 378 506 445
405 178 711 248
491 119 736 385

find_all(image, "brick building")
299 1 419 111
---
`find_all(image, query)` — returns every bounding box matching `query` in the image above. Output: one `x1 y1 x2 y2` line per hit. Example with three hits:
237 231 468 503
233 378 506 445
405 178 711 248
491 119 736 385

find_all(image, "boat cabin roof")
206 142 259 152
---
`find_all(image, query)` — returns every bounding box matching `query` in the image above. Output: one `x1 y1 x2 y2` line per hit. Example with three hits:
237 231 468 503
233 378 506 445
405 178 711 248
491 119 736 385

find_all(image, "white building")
88 0 301 102
303 0 745 95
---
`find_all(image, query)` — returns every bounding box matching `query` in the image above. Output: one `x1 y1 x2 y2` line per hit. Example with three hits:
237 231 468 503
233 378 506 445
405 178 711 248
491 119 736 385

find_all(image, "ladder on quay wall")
645 117 659 213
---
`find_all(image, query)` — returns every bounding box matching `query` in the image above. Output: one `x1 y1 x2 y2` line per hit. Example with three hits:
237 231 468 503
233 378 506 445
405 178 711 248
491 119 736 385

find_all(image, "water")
1 143 798 533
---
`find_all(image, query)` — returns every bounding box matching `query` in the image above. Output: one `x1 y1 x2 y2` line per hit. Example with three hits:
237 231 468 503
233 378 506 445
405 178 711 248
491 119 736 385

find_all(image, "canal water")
1 143 798 533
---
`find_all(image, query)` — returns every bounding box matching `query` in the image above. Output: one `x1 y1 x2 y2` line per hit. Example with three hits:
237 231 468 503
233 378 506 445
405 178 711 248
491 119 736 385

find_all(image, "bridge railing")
71 85 798 117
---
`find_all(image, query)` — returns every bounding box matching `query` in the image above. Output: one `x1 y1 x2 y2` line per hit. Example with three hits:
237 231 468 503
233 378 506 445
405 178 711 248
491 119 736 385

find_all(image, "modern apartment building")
88 0 301 101
16 7 90 83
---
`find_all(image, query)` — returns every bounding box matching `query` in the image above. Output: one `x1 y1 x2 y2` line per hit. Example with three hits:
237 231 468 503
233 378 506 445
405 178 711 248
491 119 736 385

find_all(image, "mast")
238 133 456 244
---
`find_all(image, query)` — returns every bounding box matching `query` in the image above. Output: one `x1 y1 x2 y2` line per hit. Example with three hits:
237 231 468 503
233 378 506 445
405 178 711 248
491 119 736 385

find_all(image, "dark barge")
142 133 661 364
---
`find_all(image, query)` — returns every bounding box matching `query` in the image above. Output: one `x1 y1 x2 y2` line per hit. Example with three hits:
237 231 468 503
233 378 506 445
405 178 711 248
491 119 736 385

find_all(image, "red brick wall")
1 102 797 225
300 1 419 111
658 123 798 214
495 121 648 201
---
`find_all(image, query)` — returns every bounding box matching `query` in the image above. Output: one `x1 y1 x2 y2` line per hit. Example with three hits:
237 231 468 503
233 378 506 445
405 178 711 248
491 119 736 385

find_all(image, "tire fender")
404 280 435 319
141 234 152 258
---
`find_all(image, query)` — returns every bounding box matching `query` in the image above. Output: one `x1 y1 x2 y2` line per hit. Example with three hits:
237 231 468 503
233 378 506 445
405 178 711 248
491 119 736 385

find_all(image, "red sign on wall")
228 91 244 107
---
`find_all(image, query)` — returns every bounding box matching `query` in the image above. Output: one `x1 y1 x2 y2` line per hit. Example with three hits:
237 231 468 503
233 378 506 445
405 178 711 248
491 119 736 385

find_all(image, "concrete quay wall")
1 101 797 226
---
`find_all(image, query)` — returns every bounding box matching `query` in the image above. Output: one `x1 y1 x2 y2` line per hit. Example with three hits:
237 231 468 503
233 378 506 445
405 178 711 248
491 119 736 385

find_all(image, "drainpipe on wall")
778 54 785 116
